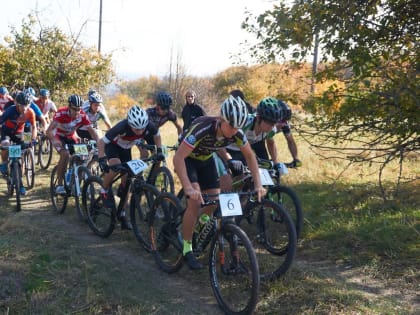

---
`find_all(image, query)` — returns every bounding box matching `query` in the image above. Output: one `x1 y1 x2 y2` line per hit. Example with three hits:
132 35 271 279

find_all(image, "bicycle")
21 133 36 190
35 129 53 170
255 158 304 239
82 157 160 247
149 191 260 315
1 142 33 212
50 143 91 221
137 141 176 194
178 183 297 281
81 138 101 177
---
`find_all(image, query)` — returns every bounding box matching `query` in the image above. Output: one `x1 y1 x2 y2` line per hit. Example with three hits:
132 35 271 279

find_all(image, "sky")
1 0 274 79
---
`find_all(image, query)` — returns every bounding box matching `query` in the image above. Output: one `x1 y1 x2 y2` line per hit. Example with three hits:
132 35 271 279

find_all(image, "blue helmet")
89 92 103 103
40 89 50 97
0 87 8 95
155 91 172 109
15 91 31 106
26 87 36 96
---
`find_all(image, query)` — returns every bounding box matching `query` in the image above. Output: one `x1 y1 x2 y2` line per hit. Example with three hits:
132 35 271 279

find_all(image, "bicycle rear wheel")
39 136 53 170
11 162 22 212
82 176 115 237
129 182 160 252
23 149 35 189
50 166 68 214
149 192 184 273
238 199 297 281
209 222 260 315
268 184 303 239
148 166 175 194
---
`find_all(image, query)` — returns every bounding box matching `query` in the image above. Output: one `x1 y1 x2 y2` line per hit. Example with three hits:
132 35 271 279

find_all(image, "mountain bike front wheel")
130 182 160 252
209 222 260 315
149 192 184 274
268 184 303 239
11 162 22 212
50 166 68 214
239 199 297 281
82 175 116 238
73 166 91 222
23 148 35 189
38 136 53 170
147 166 175 194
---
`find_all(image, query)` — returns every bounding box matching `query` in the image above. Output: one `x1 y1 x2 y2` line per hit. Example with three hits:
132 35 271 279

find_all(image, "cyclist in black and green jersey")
215 97 283 189
173 95 267 270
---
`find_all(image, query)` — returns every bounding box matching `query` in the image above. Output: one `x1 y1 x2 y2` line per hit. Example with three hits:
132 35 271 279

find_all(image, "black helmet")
68 94 83 108
278 100 292 121
15 91 31 106
257 97 282 123
155 91 172 110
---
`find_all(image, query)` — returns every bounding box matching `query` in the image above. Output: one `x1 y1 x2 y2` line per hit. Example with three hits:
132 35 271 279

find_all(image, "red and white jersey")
35 98 57 115
52 107 91 137
0 94 13 112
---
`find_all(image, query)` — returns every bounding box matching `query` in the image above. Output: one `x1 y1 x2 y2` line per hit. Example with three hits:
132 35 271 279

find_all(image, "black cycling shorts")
105 142 131 163
185 156 219 190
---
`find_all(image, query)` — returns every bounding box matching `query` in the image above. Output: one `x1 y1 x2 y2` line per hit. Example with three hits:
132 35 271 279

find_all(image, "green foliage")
0 14 114 103
243 0 419 186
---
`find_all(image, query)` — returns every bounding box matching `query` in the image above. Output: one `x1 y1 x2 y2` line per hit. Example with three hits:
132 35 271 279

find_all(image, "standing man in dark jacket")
181 90 206 131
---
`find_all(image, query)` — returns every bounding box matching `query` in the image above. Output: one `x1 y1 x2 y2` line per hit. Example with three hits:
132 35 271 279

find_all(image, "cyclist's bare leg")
102 157 120 190
56 149 70 186
182 182 201 242
1 139 10 163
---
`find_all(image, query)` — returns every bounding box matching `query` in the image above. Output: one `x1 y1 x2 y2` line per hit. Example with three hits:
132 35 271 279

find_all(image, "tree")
0 14 114 104
242 0 419 195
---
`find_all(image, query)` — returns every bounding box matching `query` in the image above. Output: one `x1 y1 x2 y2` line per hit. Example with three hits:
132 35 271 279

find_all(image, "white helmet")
127 105 148 129
220 95 248 128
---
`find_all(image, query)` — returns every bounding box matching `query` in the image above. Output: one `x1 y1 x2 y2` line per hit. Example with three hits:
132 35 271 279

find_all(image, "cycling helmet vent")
68 94 84 108
220 95 248 128
127 105 148 129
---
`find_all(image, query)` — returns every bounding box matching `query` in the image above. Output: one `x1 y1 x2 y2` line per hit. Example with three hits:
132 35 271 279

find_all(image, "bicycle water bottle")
194 213 210 233
65 168 73 186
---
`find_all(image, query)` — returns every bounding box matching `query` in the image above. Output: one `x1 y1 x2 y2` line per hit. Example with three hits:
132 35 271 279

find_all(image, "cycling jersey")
35 98 57 116
226 113 277 152
146 107 177 128
102 119 159 149
181 103 206 131
0 105 36 134
181 116 248 161
0 94 13 112
277 121 292 136
78 103 109 131
52 107 91 138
